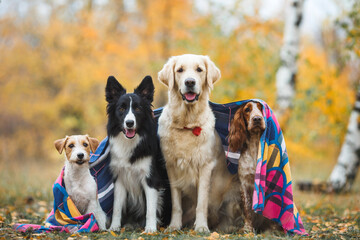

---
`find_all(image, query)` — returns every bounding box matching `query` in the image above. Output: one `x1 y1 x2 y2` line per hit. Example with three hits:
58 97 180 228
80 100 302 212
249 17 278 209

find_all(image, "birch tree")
329 89 360 191
328 1 360 192
275 0 304 118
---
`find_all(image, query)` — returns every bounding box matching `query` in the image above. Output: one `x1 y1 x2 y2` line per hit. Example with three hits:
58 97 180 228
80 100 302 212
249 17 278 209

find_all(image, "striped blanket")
14 100 306 235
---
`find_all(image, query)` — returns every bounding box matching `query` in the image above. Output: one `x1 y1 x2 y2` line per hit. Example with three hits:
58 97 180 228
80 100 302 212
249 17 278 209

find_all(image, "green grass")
0 160 359 239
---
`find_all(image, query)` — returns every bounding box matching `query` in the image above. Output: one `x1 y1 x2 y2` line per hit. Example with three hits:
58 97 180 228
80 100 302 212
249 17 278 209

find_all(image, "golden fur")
157 54 236 232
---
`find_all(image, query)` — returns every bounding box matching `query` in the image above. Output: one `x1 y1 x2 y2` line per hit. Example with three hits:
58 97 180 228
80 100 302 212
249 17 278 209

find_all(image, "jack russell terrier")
54 135 107 230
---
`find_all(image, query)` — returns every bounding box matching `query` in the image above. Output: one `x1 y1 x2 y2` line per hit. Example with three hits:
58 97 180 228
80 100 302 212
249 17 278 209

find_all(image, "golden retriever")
157 54 236 232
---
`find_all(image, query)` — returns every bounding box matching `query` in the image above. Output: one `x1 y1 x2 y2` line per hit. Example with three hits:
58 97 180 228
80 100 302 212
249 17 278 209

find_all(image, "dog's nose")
185 78 195 88
77 153 84 159
253 116 262 123
126 120 134 128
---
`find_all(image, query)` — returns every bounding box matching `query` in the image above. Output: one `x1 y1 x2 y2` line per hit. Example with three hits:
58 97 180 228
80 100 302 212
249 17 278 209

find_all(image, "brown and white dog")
158 54 235 232
54 135 107 230
228 101 280 232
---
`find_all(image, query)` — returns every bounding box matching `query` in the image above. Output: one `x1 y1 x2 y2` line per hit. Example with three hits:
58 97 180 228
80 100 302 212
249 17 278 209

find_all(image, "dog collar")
183 126 202 136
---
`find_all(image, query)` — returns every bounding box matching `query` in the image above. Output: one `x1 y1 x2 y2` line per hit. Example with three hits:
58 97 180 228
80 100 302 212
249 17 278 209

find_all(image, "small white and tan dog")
54 135 107 230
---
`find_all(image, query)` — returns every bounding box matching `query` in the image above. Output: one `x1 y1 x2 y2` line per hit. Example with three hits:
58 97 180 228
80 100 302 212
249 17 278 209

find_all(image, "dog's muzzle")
75 153 87 165
250 116 265 132
181 78 200 103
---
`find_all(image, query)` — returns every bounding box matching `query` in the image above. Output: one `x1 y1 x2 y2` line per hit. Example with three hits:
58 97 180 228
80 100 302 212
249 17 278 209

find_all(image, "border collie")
105 75 170 232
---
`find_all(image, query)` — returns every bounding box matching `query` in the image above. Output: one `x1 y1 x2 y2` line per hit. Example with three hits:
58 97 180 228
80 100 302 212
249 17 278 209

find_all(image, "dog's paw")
165 224 181 233
194 225 210 233
242 223 255 233
143 226 157 234
108 224 121 232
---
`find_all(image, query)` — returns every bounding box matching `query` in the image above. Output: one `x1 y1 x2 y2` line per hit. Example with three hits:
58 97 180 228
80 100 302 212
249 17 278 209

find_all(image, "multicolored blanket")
14 100 306 235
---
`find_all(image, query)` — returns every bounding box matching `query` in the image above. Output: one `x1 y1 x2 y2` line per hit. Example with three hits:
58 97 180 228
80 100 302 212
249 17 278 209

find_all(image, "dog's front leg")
194 162 213 233
109 178 126 231
87 199 107 231
166 168 182 231
142 181 158 233
238 157 255 233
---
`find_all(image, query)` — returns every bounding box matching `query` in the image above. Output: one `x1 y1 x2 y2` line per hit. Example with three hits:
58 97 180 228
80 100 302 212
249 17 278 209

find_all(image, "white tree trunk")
276 0 304 116
329 89 360 192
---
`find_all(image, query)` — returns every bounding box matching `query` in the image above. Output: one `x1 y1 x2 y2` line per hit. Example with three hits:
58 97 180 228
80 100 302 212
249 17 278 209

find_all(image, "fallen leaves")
205 231 219 240
0 193 359 239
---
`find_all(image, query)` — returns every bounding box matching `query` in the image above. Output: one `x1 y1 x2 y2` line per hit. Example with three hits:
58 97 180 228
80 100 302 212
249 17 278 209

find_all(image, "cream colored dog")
157 54 235 232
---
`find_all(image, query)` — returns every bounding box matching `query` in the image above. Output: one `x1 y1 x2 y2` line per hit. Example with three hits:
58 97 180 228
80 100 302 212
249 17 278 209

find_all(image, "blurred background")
0 0 359 206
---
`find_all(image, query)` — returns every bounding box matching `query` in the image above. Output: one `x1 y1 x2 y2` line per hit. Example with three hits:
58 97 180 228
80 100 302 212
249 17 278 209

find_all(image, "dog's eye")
135 107 141 112
119 107 125 112
68 144 74 148
177 67 183 73
245 108 250 113
83 143 88 147
196 67 202 72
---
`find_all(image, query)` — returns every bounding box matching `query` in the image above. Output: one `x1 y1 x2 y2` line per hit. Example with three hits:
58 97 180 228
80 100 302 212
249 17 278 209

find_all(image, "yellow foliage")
0 0 356 169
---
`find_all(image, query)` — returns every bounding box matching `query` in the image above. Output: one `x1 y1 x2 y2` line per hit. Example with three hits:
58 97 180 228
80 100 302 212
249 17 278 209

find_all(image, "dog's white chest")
64 167 97 214
109 135 151 192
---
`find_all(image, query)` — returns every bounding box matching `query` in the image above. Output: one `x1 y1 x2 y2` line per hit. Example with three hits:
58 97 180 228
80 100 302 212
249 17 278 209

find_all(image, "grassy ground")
0 158 359 239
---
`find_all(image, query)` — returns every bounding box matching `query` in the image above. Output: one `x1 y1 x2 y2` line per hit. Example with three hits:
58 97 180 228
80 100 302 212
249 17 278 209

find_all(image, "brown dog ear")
228 106 248 153
158 56 176 90
54 136 69 154
87 136 99 153
204 56 221 90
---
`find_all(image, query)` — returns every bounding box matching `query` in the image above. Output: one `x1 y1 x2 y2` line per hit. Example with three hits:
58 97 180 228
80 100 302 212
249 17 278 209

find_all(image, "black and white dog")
105 75 170 232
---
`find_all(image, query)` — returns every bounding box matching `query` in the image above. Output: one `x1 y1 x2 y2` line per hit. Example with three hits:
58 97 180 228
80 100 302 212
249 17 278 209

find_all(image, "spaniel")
228 101 280 232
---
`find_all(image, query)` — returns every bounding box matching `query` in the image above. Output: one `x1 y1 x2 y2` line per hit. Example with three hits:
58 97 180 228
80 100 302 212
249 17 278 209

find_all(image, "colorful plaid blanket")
14 100 306 235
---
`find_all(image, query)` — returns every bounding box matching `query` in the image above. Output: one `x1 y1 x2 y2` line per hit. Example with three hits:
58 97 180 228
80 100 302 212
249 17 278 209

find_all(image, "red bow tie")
183 126 202 136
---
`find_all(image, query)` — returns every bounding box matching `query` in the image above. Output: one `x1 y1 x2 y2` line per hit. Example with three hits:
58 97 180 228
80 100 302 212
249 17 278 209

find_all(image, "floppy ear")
86 135 99 153
105 76 126 103
204 56 221 90
228 106 248 153
158 57 176 90
134 75 155 103
54 136 69 154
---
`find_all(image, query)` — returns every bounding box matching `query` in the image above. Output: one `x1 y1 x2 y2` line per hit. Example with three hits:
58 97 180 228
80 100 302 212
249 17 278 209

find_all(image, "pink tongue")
185 93 196 101
125 129 136 138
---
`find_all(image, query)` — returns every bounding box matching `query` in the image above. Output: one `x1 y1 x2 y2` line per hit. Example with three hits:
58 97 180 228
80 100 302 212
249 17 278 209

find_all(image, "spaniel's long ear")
54 136 69 154
228 106 248 153
158 57 176 90
204 56 221 90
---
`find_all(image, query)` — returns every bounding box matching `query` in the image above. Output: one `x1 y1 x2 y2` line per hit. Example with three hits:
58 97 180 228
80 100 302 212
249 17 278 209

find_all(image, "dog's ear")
204 56 221 90
228 106 248 153
54 136 69 154
158 57 176 90
134 75 155 103
86 136 99 153
105 76 126 103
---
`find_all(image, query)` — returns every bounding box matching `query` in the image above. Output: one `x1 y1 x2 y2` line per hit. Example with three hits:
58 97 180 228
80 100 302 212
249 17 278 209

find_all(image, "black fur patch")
105 75 171 226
